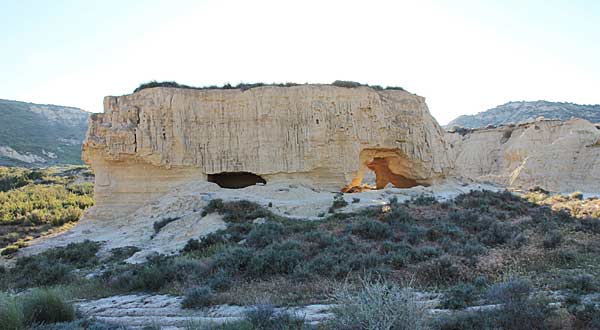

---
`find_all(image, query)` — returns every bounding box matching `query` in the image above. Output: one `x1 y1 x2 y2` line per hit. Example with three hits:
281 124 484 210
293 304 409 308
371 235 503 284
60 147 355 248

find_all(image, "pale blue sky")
1 0 599 124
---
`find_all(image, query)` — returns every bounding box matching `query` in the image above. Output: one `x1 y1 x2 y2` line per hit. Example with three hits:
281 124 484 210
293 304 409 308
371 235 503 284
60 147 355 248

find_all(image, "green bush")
248 240 305 276
5 241 99 288
331 80 362 88
328 194 348 213
418 255 462 285
412 194 437 206
542 230 563 249
435 297 558 330
202 199 272 222
328 277 430 330
213 246 256 274
570 303 600 330
104 255 211 293
442 283 477 309
564 274 597 293
106 246 140 263
152 217 180 236
351 219 391 240
181 286 216 309
486 278 532 304
0 294 23 330
0 173 93 226
246 222 284 248
244 305 306 330
1 244 19 256
207 270 233 291
21 289 75 325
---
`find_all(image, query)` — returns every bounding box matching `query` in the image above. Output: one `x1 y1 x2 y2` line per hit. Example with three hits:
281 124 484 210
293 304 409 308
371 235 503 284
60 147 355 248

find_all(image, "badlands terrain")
1 82 600 330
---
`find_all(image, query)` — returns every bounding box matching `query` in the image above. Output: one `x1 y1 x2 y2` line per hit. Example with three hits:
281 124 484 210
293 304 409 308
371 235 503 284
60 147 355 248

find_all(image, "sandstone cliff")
447 118 600 193
83 85 451 214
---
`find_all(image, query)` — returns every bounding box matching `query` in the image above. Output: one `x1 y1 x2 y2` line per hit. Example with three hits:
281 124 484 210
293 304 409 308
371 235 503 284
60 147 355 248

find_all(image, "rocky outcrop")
77 295 336 328
447 118 600 193
446 100 600 129
83 85 450 213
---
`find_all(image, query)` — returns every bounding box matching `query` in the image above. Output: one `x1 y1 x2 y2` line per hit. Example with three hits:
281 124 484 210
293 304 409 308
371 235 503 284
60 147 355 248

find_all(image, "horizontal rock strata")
83 85 450 214
447 119 600 193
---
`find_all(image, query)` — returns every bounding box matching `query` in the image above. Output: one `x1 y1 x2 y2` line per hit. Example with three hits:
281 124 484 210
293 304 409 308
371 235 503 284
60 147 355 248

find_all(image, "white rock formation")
447 118 600 193
83 85 451 216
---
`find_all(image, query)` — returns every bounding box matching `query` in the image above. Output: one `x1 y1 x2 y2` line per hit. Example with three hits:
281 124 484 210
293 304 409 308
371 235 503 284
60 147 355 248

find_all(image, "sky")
1 0 599 125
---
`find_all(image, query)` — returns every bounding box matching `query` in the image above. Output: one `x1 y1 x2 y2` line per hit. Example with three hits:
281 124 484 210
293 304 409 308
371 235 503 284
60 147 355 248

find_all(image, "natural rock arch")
344 148 430 191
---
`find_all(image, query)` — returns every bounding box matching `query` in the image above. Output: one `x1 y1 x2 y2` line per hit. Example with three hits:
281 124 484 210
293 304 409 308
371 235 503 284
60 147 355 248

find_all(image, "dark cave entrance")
207 172 267 189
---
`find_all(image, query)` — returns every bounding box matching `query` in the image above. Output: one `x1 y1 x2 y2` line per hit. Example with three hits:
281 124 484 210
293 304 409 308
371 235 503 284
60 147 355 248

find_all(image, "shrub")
419 255 461 285
435 297 558 330
331 80 362 88
564 274 597 293
244 305 276 329
1 240 100 287
486 278 532 304
351 219 391 240
413 246 442 262
207 269 233 291
542 230 563 249
152 217 180 236
569 191 584 200
385 86 406 91
246 222 284 248
104 255 211 293
213 246 255 274
0 294 23 330
42 240 101 267
106 246 140 263
244 305 306 330
480 221 517 246
329 277 430 330
183 231 228 254
249 240 305 276
328 194 348 213
570 303 600 330
134 81 195 93
383 201 414 224
22 289 75 325
442 283 477 309
412 194 437 206
181 286 216 309
202 199 272 222
1 244 19 256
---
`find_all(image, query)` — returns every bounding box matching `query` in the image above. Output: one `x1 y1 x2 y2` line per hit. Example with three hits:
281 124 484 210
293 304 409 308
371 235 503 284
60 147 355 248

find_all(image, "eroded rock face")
447 119 600 193
83 85 450 213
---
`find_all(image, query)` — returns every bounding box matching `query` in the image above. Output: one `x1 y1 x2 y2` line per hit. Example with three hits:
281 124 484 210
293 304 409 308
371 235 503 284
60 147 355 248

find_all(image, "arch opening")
343 148 426 193
207 172 266 189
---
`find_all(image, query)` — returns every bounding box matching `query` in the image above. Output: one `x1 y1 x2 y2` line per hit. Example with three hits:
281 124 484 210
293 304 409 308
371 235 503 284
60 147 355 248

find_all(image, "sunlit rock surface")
83 85 451 215
447 118 600 193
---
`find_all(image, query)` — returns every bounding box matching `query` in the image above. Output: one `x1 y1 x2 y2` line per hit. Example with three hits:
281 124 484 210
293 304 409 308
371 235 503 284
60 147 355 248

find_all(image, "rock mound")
447 118 600 193
83 85 450 215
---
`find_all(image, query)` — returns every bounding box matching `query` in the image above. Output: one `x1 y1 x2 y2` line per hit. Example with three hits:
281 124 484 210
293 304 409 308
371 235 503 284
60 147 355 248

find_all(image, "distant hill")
446 101 600 129
0 99 89 167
